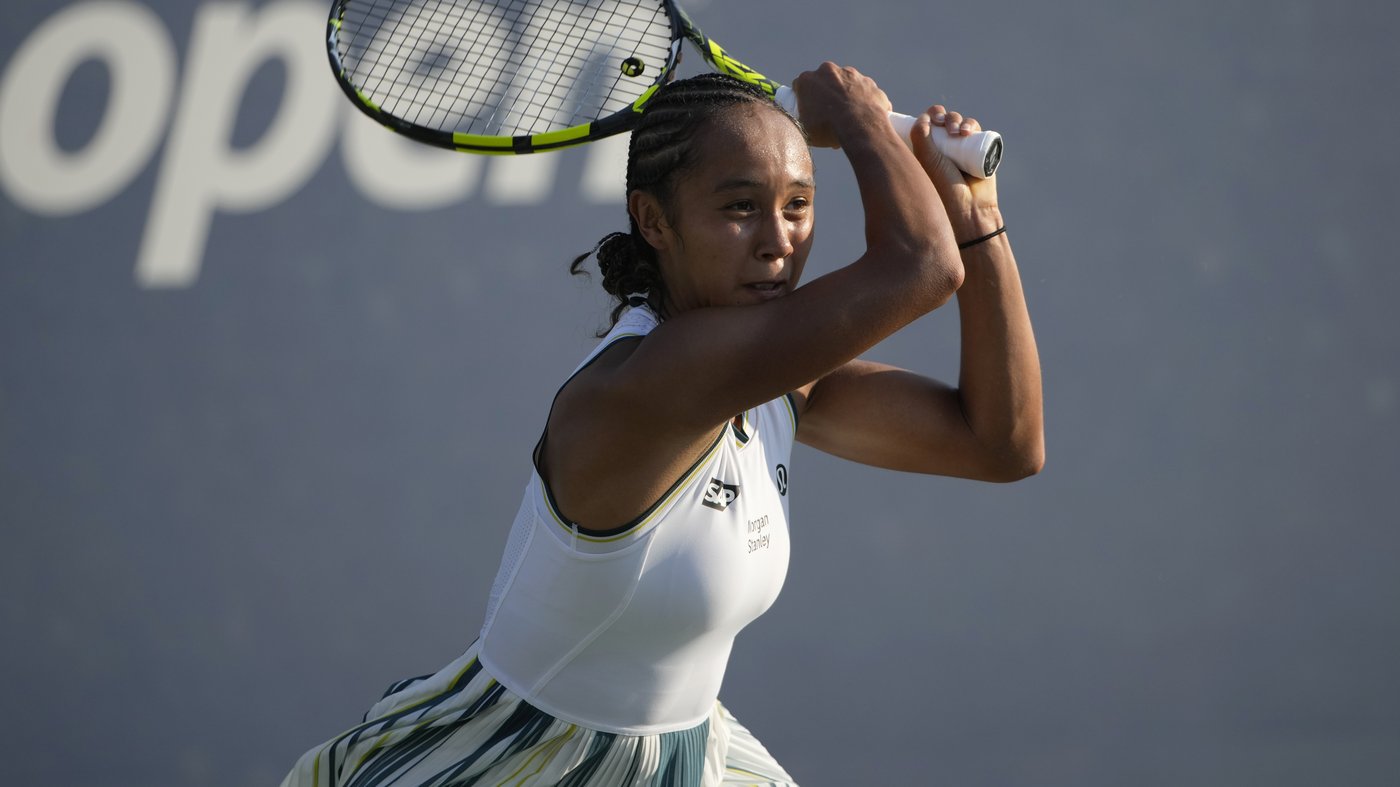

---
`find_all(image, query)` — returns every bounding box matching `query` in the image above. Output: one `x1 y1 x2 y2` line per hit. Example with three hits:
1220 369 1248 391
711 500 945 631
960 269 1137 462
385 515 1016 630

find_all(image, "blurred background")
3 0 1397 784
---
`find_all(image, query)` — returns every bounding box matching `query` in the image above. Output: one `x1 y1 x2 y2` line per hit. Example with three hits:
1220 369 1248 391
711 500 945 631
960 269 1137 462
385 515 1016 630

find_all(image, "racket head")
670 5 783 101
326 0 687 154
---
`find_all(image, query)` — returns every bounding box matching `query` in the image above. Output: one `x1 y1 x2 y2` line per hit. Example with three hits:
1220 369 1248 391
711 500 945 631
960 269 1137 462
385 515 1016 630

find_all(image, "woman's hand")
790 63 894 149
911 105 1001 239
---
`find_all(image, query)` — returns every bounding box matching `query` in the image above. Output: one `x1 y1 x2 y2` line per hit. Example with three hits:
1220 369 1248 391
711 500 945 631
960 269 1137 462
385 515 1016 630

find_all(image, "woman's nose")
757 213 795 260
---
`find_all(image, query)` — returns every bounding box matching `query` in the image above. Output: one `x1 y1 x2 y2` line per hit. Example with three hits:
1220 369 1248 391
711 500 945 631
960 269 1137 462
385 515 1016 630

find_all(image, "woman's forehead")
691 105 813 186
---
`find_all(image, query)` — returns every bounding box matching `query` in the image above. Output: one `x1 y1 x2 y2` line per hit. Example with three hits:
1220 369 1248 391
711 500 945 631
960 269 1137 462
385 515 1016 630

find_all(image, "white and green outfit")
283 305 799 786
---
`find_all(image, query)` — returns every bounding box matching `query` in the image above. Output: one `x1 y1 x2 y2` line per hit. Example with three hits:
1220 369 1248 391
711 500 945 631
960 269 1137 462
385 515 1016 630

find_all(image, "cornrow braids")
569 73 803 332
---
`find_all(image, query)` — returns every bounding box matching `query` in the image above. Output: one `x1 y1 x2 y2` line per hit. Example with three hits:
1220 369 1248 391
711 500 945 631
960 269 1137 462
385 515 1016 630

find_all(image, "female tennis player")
284 63 1042 786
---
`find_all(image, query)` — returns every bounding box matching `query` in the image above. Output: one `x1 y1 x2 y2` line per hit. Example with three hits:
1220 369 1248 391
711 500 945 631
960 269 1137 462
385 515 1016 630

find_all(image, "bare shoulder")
542 336 644 475
539 336 727 530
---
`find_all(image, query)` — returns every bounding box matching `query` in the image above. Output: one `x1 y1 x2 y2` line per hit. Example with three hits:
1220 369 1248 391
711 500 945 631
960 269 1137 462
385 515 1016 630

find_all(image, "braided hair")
570 73 803 330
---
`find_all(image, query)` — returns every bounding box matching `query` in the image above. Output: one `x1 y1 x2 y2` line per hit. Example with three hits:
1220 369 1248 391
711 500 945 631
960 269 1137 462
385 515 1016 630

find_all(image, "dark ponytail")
569 228 668 329
570 73 802 331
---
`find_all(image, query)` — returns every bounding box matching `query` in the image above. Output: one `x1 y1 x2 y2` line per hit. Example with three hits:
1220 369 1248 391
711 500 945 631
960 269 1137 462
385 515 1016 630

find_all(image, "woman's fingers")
928 104 980 136
793 63 894 148
914 102 999 216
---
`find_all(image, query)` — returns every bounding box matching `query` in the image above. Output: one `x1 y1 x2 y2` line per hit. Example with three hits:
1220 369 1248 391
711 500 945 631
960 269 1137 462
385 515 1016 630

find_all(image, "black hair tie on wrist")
958 226 1007 250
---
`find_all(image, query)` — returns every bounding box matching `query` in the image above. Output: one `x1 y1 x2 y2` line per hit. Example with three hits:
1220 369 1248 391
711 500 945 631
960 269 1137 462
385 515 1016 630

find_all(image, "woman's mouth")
745 281 788 301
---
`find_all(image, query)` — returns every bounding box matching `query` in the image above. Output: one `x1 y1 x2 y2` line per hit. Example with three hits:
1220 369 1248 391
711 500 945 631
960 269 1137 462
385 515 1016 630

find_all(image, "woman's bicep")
623 261 955 428
795 359 1008 480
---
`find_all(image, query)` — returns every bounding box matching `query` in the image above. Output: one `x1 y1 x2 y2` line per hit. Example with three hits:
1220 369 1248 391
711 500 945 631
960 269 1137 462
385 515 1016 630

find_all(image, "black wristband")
957 226 1007 250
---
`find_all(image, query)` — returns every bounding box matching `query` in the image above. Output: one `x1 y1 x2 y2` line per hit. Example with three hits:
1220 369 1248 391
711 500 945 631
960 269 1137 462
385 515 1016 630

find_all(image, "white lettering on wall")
483 155 561 206
581 135 629 205
0 0 628 289
137 1 338 287
0 1 175 214
341 112 481 209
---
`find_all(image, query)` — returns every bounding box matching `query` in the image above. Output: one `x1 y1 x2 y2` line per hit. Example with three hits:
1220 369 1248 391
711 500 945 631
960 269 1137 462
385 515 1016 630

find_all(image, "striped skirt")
281 641 796 787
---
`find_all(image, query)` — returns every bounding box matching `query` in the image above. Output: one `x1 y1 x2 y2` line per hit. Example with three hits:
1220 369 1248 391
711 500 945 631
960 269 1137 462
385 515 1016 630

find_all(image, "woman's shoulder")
553 308 660 419
570 305 658 370
608 303 660 340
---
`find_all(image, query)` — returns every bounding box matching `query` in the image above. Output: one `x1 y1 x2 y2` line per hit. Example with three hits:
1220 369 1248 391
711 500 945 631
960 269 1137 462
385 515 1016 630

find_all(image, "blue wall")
3 1 1398 784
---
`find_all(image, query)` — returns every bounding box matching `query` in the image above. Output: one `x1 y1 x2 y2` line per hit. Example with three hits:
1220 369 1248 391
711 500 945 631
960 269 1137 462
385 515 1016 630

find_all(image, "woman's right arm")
542 65 964 527
618 63 965 429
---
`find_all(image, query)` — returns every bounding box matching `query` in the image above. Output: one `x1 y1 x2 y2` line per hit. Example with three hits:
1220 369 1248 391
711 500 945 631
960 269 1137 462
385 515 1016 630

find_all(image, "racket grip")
773 86 1002 179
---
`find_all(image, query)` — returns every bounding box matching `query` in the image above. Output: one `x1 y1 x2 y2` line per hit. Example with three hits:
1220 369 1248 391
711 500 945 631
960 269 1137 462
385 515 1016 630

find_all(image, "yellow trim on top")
543 427 727 544
781 394 798 436
731 408 754 449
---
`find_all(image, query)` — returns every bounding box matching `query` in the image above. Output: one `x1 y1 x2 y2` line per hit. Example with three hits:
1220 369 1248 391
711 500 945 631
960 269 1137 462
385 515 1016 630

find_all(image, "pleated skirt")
281 641 796 787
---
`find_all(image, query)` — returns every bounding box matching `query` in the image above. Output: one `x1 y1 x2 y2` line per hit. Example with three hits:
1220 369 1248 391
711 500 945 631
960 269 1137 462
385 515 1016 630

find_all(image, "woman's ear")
629 191 670 253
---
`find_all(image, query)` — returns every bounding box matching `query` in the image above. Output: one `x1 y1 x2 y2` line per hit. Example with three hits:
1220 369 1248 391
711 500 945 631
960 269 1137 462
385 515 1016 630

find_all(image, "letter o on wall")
0 1 176 215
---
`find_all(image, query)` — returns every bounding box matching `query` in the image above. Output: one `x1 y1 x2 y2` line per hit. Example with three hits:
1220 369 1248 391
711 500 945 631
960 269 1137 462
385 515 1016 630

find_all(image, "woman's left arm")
794 106 1044 482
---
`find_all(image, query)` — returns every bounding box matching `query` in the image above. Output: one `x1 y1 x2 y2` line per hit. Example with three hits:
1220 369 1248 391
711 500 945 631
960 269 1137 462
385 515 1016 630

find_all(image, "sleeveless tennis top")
478 305 797 735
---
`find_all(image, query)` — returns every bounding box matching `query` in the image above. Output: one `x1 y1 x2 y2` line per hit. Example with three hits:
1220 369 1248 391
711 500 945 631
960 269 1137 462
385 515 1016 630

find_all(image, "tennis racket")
326 0 1002 178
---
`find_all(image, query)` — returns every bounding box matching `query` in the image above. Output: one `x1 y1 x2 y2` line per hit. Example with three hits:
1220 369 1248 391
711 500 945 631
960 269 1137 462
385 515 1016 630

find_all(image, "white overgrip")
772 85 1001 179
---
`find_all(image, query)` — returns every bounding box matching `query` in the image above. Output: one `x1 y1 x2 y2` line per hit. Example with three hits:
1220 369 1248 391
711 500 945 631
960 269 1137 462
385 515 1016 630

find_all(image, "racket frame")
326 0 1000 177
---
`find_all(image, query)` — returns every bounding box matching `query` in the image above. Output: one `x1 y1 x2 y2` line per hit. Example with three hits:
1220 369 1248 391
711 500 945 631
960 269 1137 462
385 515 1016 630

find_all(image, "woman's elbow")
908 245 964 310
1006 448 1046 482
982 437 1045 483
930 247 965 303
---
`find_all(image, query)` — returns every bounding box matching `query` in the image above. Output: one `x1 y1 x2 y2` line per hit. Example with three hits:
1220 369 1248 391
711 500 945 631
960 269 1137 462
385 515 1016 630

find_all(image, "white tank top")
478 305 796 734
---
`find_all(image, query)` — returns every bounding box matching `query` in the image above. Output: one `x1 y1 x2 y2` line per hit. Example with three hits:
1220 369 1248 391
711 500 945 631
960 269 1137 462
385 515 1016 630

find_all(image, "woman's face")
637 104 815 314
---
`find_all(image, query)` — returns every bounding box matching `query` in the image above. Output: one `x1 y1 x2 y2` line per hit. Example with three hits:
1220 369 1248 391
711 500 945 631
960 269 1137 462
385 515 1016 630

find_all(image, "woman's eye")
726 200 755 212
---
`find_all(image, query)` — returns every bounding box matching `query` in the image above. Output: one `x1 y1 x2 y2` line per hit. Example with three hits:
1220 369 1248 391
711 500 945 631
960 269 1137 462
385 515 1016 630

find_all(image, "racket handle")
773 86 1002 179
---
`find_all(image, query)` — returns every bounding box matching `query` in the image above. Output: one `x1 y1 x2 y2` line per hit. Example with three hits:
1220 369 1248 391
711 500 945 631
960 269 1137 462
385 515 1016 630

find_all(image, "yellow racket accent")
531 125 593 148
704 39 779 98
452 132 516 153
450 124 595 155
353 88 380 114
631 84 662 112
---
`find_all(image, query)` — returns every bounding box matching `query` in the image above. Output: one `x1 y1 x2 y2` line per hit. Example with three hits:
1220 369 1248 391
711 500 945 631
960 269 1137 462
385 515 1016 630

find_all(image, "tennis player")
283 63 1042 787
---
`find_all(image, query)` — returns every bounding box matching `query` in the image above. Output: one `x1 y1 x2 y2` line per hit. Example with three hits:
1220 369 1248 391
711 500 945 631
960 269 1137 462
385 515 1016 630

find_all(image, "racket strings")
335 0 675 138
517 0 656 133
422 0 490 127
398 1 471 127
523 2 619 131
354 0 514 131
492 3 582 133
481 1 671 133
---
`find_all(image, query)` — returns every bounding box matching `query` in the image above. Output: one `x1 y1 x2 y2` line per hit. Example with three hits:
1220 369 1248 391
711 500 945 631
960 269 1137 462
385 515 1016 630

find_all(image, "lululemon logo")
775 464 788 496
702 478 740 511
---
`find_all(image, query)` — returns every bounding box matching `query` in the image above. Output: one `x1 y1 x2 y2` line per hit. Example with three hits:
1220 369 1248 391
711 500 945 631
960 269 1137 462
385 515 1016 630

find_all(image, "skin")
540 63 1043 529
646 106 816 315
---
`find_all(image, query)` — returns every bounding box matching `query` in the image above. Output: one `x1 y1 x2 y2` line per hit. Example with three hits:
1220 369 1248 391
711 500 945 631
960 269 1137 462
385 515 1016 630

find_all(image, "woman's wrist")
951 206 1004 246
958 226 1006 250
